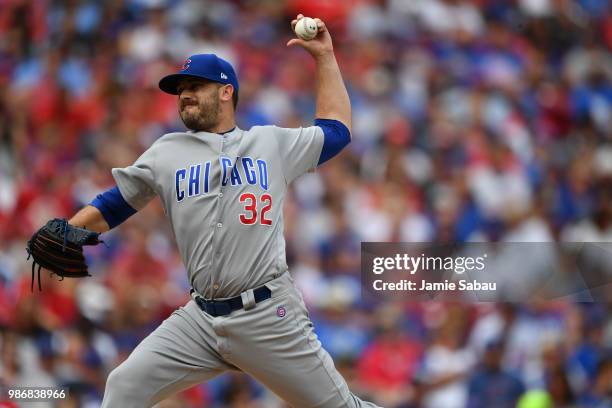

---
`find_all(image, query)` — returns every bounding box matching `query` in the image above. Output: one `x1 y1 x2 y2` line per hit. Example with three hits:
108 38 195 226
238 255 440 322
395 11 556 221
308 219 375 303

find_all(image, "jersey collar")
217 127 236 135
188 126 241 138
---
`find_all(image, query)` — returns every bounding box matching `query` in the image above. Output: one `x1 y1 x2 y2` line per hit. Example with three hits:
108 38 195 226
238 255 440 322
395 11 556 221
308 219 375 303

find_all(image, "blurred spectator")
417 307 475 408
357 304 422 407
578 356 612 408
466 339 524 408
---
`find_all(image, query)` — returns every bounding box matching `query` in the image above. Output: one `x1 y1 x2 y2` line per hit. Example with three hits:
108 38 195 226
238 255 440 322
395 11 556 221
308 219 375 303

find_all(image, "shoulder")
144 132 190 154
242 125 288 141
244 125 281 134
128 132 188 162
152 132 187 146
244 125 320 138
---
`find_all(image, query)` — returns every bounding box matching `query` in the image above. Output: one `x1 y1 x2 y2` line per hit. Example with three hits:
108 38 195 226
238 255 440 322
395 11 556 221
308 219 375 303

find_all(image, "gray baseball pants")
100 272 380 407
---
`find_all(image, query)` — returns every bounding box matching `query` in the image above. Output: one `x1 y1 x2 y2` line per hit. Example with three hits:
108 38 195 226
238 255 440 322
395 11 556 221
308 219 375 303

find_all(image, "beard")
179 95 220 132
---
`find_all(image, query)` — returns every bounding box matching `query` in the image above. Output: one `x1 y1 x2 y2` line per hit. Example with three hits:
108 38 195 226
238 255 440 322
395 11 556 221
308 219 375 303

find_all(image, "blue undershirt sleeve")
89 186 137 229
314 118 351 165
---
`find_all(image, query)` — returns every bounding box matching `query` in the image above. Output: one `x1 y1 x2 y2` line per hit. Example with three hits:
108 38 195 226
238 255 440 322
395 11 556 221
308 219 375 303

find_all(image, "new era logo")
220 72 228 80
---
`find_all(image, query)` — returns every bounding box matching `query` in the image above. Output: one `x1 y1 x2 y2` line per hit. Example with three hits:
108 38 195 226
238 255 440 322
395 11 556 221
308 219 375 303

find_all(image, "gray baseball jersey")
112 125 323 299
103 125 382 408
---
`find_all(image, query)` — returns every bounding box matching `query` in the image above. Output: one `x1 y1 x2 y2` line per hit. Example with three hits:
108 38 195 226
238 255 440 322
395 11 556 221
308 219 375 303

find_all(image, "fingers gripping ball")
26 218 103 291
295 17 318 41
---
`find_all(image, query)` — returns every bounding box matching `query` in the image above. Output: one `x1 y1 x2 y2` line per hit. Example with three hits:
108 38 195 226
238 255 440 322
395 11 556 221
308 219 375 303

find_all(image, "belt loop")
241 289 256 311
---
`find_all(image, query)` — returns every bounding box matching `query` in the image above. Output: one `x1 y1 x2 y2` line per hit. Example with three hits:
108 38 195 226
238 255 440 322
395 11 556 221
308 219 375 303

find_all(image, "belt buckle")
215 302 231 316
195 297 218 316
203 300 231 317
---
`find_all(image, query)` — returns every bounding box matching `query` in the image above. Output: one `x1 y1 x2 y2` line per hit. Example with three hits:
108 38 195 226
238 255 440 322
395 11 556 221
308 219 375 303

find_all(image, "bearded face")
178 80 221 132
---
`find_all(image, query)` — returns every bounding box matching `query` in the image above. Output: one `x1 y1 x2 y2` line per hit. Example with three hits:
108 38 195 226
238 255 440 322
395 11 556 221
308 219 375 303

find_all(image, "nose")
180 92 197 107
180 90 194 100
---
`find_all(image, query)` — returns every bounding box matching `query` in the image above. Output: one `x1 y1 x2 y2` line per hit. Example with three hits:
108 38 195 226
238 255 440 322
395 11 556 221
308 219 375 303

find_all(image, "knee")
103 350 171 408
106 364 131 392
104 362 141 397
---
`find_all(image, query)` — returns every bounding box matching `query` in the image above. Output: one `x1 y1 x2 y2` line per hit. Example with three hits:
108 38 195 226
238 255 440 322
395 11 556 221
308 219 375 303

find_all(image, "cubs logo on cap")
159 53 239 95
181 58 191 71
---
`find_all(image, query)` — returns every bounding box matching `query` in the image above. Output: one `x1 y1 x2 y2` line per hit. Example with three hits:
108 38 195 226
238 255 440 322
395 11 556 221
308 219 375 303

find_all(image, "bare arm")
288 15 351 133
69 205 110 233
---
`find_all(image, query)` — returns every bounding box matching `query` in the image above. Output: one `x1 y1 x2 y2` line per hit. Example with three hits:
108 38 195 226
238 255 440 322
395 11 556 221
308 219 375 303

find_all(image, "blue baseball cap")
159 54 239 95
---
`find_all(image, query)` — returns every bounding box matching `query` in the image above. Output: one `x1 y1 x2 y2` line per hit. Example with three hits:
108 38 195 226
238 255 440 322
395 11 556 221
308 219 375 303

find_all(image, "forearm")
314 52 351 132
69 205 110 233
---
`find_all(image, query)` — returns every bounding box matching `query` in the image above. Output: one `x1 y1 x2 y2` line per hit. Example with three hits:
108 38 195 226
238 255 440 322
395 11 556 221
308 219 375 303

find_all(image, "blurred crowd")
1 0 611 407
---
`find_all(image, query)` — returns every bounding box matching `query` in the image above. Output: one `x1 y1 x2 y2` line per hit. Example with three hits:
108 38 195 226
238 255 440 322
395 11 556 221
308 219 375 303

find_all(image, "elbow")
336 111 352 135
90 186 137 229
315 119 351 165
343 119 352 137
314 107 351 135
338 110 351 135
345 109 352 135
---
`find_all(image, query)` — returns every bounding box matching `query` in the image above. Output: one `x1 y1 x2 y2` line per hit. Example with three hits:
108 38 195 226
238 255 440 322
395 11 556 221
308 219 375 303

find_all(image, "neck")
207 116 236 134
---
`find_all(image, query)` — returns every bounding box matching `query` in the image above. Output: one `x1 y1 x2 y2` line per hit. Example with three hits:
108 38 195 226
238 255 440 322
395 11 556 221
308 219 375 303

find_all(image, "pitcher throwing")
26 14 380 408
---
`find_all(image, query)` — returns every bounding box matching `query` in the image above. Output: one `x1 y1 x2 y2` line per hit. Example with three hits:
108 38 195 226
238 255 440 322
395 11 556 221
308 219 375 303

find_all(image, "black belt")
192 286 272 317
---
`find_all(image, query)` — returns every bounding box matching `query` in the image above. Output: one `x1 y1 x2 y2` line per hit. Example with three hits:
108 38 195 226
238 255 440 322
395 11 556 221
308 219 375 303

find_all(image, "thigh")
223 289 360 408
102 301 233 408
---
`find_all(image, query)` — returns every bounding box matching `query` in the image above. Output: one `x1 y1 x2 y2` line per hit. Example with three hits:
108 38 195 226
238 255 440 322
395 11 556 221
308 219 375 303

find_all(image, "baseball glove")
26 218 102 291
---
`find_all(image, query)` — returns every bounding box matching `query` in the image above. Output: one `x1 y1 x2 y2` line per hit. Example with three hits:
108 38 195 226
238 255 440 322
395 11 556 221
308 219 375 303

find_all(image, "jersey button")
218 193 223 198
217 223 223 228
213 284 219 290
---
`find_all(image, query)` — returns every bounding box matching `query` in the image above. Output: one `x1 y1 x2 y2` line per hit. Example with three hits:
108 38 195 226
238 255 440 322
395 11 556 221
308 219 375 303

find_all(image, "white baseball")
294 17 318 41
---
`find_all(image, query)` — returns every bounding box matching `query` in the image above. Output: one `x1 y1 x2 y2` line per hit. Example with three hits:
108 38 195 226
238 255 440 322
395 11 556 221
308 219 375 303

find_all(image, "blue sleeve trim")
315 118 351 165
90 186 137 229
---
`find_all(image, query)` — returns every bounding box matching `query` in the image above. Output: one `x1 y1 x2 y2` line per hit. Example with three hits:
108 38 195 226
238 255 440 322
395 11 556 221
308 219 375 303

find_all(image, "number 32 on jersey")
239 193 272 226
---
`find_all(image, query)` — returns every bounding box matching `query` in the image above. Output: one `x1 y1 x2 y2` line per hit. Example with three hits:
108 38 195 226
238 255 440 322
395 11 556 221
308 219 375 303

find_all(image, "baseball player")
29 15 380 407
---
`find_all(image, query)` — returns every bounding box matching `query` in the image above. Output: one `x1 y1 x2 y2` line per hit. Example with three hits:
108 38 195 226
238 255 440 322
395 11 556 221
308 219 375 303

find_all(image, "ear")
219 84 234 103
